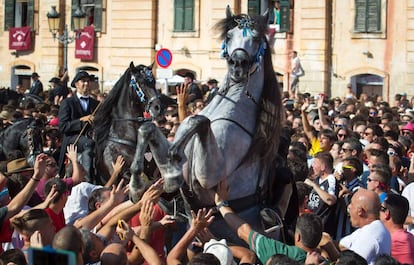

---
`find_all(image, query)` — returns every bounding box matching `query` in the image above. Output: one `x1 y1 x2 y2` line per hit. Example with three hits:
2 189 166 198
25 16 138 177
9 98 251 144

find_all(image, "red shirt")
45 208 65 232
129 204 166 264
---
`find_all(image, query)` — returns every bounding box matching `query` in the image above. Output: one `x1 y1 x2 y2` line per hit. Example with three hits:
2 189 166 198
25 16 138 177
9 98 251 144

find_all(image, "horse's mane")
214 13 282 166
94 68 130 164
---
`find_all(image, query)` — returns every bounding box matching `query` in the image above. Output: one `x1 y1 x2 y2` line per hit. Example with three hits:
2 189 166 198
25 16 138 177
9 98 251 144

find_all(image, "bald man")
100 243 127 265
339 189 391 265
52 226 84 265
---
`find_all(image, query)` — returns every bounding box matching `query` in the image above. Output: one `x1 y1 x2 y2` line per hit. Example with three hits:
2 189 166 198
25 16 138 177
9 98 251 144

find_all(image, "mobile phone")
28 247 76 265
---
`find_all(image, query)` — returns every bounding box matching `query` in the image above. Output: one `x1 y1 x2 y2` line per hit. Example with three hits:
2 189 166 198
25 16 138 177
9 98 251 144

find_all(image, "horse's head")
129 62 163 120
217 6 268 83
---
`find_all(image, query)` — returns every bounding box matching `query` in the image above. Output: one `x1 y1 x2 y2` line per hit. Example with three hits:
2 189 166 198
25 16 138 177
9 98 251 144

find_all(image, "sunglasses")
369 112 378 115
342 165 355 170
337 133 346 138
334 124 344 128
367 177 377 182
341 148 352 152
380 205 387 212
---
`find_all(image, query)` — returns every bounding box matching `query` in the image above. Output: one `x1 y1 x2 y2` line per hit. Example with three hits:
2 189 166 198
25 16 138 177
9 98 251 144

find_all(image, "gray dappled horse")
129 7 294 243
94 62 163 185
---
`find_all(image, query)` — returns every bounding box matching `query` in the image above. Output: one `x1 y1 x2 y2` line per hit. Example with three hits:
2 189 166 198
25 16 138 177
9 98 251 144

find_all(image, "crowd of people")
0 70 413 265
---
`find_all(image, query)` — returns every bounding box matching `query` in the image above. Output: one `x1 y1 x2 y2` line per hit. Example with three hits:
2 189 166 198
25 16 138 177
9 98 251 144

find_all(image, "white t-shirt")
402 182 414 235
63 182 102 225
340 220 391 265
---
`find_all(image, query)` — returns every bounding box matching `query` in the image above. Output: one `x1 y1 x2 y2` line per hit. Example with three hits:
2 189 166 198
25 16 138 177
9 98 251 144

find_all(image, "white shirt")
340 220 391 265
402 182 414 235
63 182 102 225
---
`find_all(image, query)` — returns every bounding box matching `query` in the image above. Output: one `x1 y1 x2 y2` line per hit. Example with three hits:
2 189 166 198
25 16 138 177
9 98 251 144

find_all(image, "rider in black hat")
48 77 69 104
58 71 99 182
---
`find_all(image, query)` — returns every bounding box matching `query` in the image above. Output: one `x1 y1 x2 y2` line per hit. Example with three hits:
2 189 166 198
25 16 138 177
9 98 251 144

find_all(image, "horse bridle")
108 72 160 147
129 74 160 115
220 15 267 107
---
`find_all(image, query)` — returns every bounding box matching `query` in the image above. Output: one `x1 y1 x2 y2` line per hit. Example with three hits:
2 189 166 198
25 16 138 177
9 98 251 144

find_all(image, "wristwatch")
216 200 229 210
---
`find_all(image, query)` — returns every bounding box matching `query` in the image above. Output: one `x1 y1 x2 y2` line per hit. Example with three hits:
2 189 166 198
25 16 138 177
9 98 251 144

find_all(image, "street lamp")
47 5 86 70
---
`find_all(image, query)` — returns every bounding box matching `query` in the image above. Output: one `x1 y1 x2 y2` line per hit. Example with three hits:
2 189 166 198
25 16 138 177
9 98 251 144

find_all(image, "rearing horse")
130 7 292 243
94 62 163 184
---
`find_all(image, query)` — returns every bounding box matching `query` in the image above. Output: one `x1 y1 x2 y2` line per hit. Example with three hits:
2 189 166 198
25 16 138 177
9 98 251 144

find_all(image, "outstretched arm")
214 181 252 243
65 144 86 184
117 219 162 265
97 178 164 241
74 179 127 229
6 154 47 219
167 208 214 265
176 83 190 122
104 155 125 188
301 98 314 141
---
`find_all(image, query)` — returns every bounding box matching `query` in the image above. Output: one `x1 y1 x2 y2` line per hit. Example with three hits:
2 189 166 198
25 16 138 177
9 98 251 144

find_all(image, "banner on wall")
75 26 95 60
9 26 32 51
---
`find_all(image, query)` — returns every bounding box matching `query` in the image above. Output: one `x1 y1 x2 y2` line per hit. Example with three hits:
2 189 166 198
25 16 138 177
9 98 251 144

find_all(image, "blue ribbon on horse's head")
130 76 146 103
235 15 255 37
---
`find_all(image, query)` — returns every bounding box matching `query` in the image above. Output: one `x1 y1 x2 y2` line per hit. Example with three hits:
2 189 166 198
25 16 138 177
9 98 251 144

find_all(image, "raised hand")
190 208 214 232
141 178 164 204
111 155 125 177
66 144 78 163
140 200 155 227
33 153 48 177
176 83 189 106
214 180 230 205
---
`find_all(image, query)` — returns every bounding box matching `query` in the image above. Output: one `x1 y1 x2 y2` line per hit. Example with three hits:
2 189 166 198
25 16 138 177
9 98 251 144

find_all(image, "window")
248 0 261 16
73 0 106 33
354 0 381 33
174 0 194 32
4 0 35 30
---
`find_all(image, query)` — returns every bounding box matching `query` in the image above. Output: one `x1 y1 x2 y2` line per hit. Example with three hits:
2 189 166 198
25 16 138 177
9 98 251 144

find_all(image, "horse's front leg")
169 115 225 190
130 122 171 202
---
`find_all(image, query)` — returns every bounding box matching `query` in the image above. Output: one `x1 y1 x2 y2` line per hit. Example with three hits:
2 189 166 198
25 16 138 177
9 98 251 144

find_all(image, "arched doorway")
352 74 383 99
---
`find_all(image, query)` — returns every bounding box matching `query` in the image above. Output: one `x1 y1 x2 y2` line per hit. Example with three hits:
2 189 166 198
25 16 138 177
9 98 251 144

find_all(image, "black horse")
0 118 44 163
0 88 21 107
94 62 164 184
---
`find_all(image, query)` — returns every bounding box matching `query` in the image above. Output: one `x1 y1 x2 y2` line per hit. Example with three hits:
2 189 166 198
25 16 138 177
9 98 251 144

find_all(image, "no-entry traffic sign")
156 48 173 68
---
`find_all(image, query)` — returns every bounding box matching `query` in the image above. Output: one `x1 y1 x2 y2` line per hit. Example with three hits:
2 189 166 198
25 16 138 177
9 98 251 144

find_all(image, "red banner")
75 26 95 60
9 27 32 51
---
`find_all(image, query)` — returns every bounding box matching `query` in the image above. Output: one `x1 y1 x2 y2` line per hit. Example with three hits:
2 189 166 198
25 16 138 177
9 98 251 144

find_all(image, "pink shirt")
391 229 414 265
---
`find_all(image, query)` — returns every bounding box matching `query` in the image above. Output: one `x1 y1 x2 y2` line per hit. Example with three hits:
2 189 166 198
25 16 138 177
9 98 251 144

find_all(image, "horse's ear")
149 62 155 70
263 8 270 22
129 61 135 69
226 5 233 18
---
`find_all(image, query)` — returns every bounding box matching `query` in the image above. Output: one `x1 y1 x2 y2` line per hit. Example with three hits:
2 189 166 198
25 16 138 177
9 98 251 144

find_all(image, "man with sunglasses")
335 157 364 240
380 194 414 265
339 189 391 265
367 163 391 204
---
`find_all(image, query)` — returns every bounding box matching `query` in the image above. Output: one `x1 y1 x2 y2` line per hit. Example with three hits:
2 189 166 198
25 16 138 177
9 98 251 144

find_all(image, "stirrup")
260 207 283 234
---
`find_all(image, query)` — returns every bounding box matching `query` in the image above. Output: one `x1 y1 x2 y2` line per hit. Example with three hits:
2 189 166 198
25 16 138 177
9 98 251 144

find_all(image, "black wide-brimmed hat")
49 77 61 83
71 71 91 88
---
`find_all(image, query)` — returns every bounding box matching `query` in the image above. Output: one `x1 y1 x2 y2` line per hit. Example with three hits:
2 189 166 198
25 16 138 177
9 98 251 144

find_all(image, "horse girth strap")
112 117 150 123
107 136 136 148
210 117 254 138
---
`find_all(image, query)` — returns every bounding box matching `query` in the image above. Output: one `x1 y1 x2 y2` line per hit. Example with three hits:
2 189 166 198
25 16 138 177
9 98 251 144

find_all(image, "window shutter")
27 0 34 28
94 0 103 32
366 0 380 32
248 0 260 16
279 0 290 32
354 0 367 32
4 0 15 30
174 0 184 31
71 0 78 31
183 0 193 31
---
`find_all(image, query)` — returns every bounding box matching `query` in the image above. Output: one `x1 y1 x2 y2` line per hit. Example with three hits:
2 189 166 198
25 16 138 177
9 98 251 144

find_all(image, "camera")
28 247 76 265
